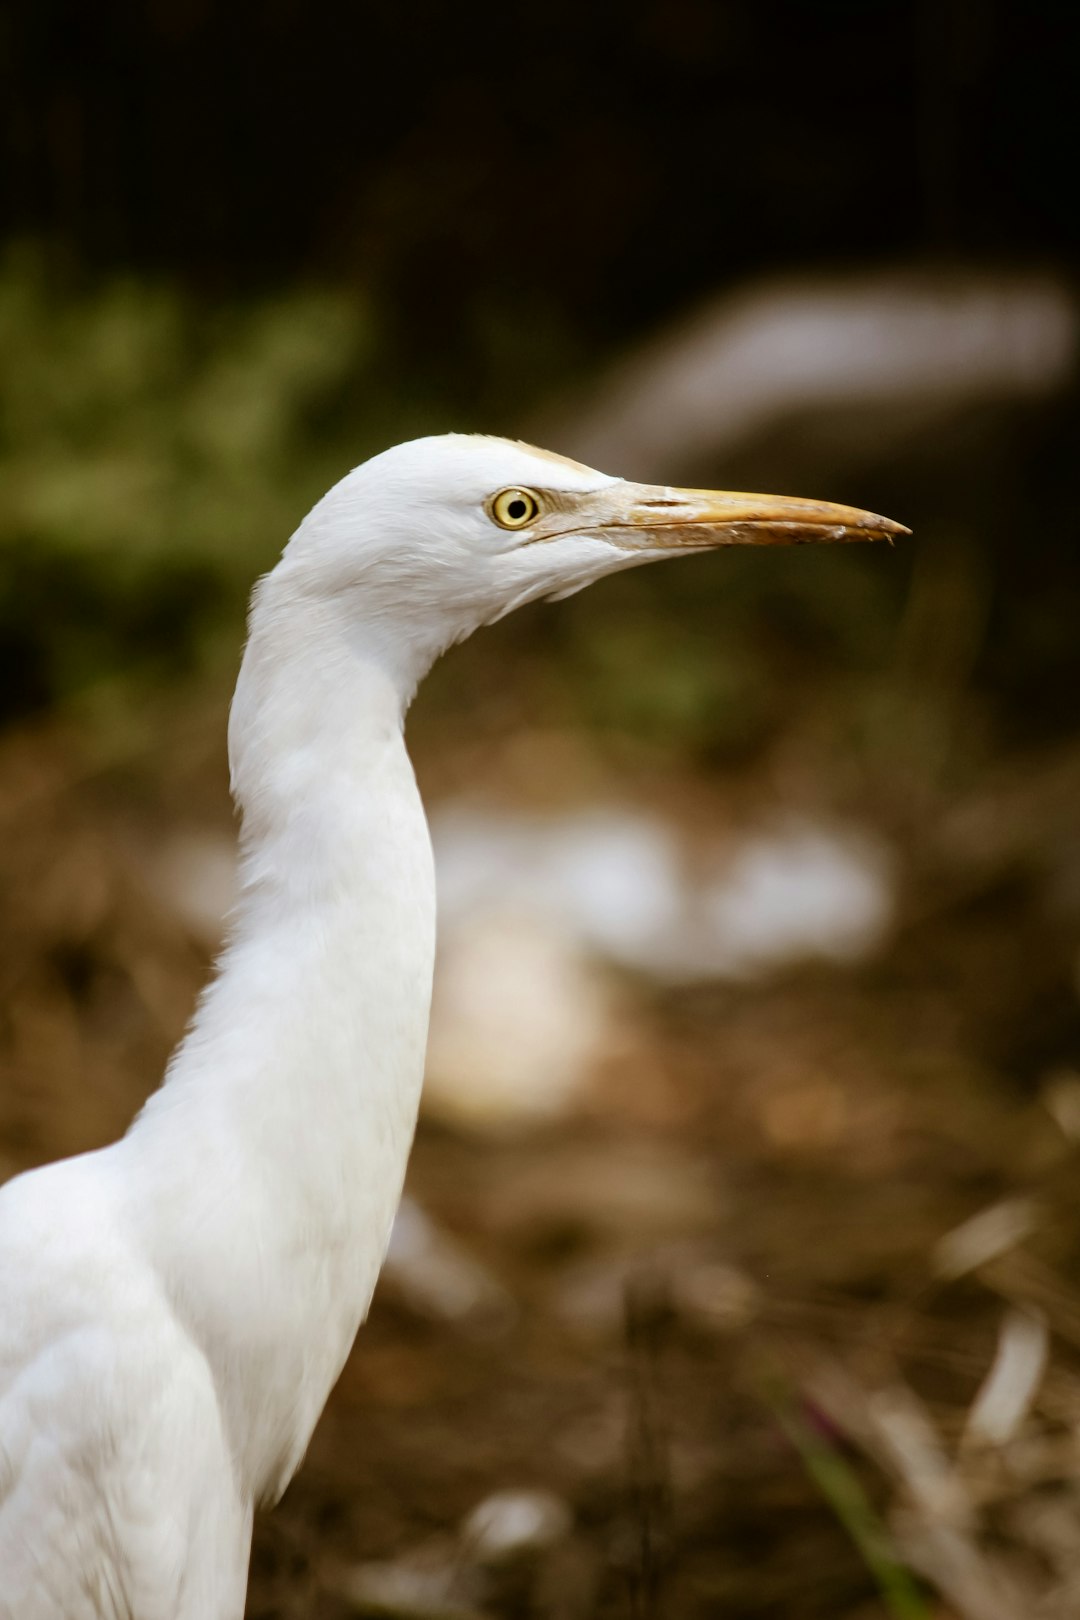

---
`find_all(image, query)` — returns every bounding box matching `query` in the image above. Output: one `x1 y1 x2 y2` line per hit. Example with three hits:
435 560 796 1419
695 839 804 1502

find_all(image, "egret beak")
582 484 909 551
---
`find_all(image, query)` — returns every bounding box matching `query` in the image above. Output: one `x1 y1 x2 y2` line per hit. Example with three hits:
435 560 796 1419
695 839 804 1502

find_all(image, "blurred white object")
963 1309 1049 1449
424 910 617 1129
868 1385 973 1530
382 1197 515 1329
701 822 892 975
434 805 683 967
432 804 893 984
461 1489 572 1565
337 1551 476 1619
556 272 1078 478
673 1259 761 1335
933 1197 1041 1282
1041 1068 1080 1142
426 805 891 1128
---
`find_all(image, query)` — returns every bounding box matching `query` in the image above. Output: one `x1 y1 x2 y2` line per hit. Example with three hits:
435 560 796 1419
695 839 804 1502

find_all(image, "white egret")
0 434 904 1617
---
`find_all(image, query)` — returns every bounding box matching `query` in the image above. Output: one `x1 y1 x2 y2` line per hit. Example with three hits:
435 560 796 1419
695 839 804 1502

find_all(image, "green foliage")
0 249 391 717
549 544 902 762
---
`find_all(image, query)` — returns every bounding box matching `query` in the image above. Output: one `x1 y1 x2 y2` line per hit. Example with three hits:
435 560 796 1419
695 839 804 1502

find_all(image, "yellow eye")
490 487 542 529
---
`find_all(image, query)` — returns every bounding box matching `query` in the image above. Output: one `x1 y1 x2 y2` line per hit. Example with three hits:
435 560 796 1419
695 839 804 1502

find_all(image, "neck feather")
124 575 437 1503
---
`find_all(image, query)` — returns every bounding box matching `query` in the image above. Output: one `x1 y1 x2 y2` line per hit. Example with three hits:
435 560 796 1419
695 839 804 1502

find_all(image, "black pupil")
508 498 528 520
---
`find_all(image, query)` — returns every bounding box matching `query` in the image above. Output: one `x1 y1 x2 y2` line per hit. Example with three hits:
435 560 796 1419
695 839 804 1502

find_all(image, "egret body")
0 435 904 1616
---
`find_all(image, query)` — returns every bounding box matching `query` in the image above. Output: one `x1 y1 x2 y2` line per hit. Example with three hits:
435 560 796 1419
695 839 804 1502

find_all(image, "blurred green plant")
547 542 903 764
771 1391 931 1620
0 248 391 719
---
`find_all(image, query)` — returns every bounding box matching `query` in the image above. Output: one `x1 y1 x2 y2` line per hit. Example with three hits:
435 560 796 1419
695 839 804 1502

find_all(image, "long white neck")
122 568 437 1506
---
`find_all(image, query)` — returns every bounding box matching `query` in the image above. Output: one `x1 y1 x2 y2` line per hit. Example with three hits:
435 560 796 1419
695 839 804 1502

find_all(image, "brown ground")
3 695 1080 1620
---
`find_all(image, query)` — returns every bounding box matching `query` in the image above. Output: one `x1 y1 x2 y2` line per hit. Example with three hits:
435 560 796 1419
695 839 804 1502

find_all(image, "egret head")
273 433 906 691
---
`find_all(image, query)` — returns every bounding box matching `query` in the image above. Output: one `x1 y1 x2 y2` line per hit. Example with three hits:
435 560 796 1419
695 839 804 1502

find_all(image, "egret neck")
126 572 437 1506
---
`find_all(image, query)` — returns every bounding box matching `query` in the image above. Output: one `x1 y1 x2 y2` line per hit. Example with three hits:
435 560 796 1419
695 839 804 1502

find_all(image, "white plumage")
0 434 901 1616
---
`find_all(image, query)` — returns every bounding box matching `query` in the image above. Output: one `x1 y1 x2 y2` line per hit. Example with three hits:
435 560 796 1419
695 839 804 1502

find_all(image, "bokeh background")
4 4 1080 1616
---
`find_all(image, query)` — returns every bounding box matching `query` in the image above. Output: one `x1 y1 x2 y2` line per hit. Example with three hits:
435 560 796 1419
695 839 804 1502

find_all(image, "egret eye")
490 487 542 529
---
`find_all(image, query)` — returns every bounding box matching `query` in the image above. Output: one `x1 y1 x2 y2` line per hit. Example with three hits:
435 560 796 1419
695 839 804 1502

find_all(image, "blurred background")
3 3 1080 1615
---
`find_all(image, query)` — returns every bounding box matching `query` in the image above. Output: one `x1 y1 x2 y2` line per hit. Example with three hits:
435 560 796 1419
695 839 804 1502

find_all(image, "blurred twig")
622 1273 673 1620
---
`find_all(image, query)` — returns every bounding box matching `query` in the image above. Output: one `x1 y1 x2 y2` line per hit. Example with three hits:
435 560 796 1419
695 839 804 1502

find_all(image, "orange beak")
586 482 909 550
